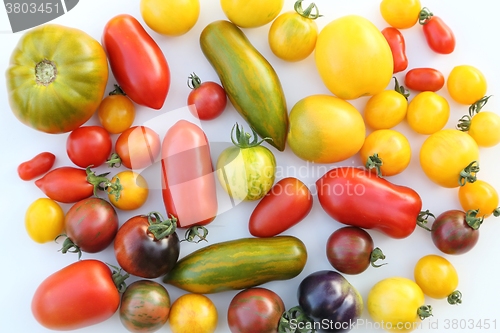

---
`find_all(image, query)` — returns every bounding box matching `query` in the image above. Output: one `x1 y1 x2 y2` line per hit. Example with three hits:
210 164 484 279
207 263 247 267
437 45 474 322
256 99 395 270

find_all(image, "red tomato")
381 27 408 73
316 167 422 239
227 287 285 333
17 152 55 181
187 73 227 120
161 120 218 228
66 126 112 168
31 259 126 330
419 8 455 54
112 126 161 170
249 177 313 237
404 67 445 92
102 14 170 109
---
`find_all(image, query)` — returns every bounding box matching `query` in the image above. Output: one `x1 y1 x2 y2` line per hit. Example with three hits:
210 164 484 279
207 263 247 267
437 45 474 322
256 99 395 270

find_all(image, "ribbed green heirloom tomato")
364 79 409 130
380 0 421 29
141 0 200 36
221 0 284 28
458 180 499 218
447 65 487 105
25 198 64 244
6 24 108 134
407 91 449 135
169 293 218 333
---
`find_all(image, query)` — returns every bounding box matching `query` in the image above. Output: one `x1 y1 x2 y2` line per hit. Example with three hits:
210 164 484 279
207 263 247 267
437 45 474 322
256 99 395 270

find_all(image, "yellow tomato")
108 171 149 211
287 95 366 164
447 65 487 105
25 198 65 243
97 94 135 134
315 15 393 100
367 277 431 333
360 129 411 177
169 293 218 333
414 254 461 304
458 180 499 218
419 129 479 188
406 91 450 135
141 0 200 36
468 111 500 147
364 89 408 130
380 0 422 29
221 0 284 28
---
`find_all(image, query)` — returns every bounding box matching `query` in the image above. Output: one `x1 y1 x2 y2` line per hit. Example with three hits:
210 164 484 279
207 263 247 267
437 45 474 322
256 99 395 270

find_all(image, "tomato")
359 129 412 177
326 227 386 275
6 24 108 134
108 171 149 211
141 0 200 36
102 14 170 110
168 293 218 333
161 120 218 228
187 73 227 120
288 95 365 163
120 280 171 333
97 86 135 134
66 126 112 168
227 287 285 333
406 91 449 135
419 8 456 54
419 129 479 188
249 177 313 237
447 65 487 105
414 254 462 304
367 277 432 333
25 198 64 244
459 180 499 218
317 167 422 239
220 0 284 28
17 152 55 181
315 15 393 100
404 67 445 92
381 27 408 73
268 0 319 62
217 124 276 201
57 197 118 258
467 111 500 147
111 126 161 170
31 259 127 330
380 0 421 29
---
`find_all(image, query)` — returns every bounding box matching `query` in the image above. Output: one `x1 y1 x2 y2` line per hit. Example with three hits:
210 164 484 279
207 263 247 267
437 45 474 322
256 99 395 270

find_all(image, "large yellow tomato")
458 180 499 218
287 95 365 163
221 0 284 28
141 0 200 36
169 293 218 333
419 129 479 188
315 15 393 100
25 198 65 243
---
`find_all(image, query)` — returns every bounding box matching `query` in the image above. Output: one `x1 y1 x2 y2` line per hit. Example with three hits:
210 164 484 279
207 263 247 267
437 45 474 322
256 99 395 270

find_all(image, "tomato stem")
393 77 410 100
458 161 480 186
365 153 383 177
109 84 126 96
106 152 122 168
416 210 435 232
493 208 500 217
107 263 130 293
35 59 57 86
417 305 433 320
181 226 209 243
447 290 462 305
86 166 122 201
418 7 434 25
370 247 387 268
230 123 270 148
294 0 321 20
465 209 484 230
468 95 492 116
187 72 202 89
55 234 82 260
457 114 472 132
147 212 177 240
279 305 316 333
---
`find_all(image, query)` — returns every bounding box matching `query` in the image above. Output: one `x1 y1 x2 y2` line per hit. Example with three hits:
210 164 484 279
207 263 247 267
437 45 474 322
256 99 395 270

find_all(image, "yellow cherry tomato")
467 111 500 147
268 0 319 62
97 92 135 134
169 293 218 333
414 254 462 304
380 0 422 29
360 129 411 177
108 171 149 211
458 180 499 218
25 198 65 243
367 277 431 333
447 65 487 105
221 0 284 28
406 91 449 135
141 0 200 36
364 82 408 130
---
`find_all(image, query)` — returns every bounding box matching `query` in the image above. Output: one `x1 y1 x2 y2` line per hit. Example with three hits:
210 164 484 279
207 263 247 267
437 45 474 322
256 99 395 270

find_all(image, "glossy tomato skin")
421 15 455 54
114 214 180 278
161 120 217 228
381 27 408 73
227 287 285 333
108 171 149 211
187 74 227 120
25 198 65 244
17 152 55 181
97 93 136 134
35 167 93 203
169 293 218 333
316 167 422 238
114 126 161 170
102 14 170 109
66 126 112 168
430 210 479 255
31 260 121 330
249 177 312 237
405 68 445 92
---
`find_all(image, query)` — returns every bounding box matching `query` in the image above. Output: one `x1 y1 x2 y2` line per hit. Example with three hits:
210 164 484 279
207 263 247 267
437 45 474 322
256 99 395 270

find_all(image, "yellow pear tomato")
221 0 284 28
141 0 200 36
25 198 65 243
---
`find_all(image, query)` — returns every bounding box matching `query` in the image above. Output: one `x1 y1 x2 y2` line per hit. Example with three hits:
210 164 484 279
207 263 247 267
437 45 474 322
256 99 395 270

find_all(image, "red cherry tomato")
17 152 55 181
249 177 313 237
66 126 112 168
111 126 161 170
102 14 170 109
419 8 455 54
404 67 445 92
187 73 227 120
381 27 408 73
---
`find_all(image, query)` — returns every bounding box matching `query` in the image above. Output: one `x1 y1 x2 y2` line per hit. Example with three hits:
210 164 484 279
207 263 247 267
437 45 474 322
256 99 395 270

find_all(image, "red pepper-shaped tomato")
316 167 422 238
405 67 445 92
419 8 455 54
249 177 313 237
17 152 55 181
102 14 170 109
31 259 127 330
381 27 408 73
161 120 218 228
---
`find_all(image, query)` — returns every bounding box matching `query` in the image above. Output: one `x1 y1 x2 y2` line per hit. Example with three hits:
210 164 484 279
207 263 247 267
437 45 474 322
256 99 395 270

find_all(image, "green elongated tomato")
162 235 307 294
6 24 108 134
200 20 288 151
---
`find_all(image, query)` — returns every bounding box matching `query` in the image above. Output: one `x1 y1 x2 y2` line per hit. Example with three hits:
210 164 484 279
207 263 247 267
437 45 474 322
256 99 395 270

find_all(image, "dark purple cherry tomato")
404 67 445 92
419 8 455 54
381 27 408 73
17 152 55 181
187 73 227 120
66 126 112 168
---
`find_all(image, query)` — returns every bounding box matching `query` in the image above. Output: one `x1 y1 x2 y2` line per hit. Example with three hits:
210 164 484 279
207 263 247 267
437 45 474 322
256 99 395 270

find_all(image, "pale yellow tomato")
447 65 487 105
407 91 450 135
25 198 65 243
380 0 422 29
169 293 218 333
141 0 200 36
221 0 284 28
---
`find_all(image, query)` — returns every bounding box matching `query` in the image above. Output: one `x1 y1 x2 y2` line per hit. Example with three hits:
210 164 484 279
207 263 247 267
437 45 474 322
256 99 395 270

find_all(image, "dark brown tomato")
430 210 480 255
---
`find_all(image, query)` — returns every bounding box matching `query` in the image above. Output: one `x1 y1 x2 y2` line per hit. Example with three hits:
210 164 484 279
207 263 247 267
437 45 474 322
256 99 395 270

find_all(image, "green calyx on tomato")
187 72 203 89
107 263 130 293
369 247 387 268
417 209 484 231
417 305 433 320
458 160 480 186
418 7 433 25
294 0 321 20
85 166 122 201
393 76 410 99
447 290 463 305
109 84 127 96
278 306 314 333
457 95 492 131
147 211 209 243
365 153 384 177
231 122 270 148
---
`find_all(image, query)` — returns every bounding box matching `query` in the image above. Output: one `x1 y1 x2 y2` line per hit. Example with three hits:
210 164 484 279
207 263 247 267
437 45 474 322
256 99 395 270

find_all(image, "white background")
1 0 500 332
